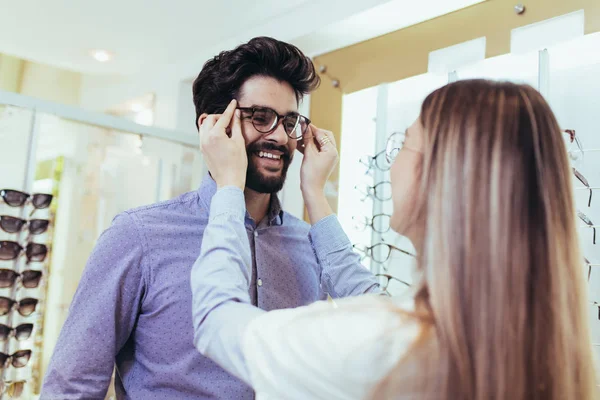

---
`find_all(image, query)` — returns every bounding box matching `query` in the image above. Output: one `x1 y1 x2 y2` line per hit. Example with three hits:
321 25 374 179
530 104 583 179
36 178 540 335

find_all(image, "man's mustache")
247 142 291 161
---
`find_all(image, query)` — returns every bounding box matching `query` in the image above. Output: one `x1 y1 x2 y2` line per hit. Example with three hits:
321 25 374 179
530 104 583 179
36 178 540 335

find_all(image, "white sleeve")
240 295 419 400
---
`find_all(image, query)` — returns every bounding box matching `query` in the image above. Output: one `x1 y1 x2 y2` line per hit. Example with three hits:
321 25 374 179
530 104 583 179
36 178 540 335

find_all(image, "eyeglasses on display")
0 350 31 369
0 379 26 398
0 297 38 317
352 214 392 233
385 131 407 165
355 181 392 202
353 242 415 264
375 273 411 295
578 210 597 244
0 269 42 289
0 241 48 262
0 324 33 342
0 190 52 209
573 168 593 207
237 106 310 140
0 216 49 235
359 150 391 173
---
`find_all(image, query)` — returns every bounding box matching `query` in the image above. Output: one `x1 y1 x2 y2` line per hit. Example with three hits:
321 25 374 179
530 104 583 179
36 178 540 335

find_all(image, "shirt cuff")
210 186 246 221
309 214 352 259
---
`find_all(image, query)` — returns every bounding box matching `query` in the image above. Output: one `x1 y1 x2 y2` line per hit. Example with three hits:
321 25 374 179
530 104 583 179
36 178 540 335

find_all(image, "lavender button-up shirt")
41 175 379 400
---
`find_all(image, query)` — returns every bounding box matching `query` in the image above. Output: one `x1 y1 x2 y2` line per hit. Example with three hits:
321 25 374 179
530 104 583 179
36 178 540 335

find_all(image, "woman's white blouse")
241 294 419 400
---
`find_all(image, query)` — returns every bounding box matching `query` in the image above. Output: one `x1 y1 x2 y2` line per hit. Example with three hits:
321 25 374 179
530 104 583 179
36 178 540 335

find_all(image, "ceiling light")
90 49 113 62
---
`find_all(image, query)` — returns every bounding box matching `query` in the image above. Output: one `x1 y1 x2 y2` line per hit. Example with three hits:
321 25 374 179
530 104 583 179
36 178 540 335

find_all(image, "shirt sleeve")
40 212 147 400
241 295 418 400
190 186 265 386
309 215 383 298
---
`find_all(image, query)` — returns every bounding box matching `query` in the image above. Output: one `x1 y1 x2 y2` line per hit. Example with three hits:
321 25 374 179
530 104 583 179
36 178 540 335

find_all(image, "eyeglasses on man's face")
237 106 310 140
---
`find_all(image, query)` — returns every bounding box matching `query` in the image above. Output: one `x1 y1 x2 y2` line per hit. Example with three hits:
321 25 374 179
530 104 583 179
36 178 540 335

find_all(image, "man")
41 36 379 400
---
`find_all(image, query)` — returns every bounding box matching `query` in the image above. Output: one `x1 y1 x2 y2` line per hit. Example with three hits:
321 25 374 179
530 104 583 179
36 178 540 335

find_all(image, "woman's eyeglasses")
0 241 48 262
0 350 31 369
0 216 49 235
353 242 415 264
237 106 310 140
0 190 52 209
0 324 33 342
352 214 391 233
355 181 392 202
375 273 411 295
0 269 42 289
0 297 38 317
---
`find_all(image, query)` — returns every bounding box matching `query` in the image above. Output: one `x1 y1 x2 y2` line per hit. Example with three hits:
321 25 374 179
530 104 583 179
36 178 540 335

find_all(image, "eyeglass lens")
0 217 49 235
247 108 308 139
0 350 32 368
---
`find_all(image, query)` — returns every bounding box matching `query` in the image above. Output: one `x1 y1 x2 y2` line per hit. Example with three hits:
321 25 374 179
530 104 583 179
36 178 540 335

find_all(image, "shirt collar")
197 174 284 226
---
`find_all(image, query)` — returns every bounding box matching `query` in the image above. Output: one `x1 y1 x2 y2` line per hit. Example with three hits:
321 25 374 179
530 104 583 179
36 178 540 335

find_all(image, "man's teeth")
258 151 281 160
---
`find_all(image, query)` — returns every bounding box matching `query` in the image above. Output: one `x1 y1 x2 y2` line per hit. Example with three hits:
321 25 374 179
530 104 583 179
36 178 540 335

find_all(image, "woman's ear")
197 114 209 129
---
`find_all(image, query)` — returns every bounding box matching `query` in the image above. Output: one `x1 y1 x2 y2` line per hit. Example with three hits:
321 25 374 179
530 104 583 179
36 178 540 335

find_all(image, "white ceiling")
0 0 484 77
0 0 312 74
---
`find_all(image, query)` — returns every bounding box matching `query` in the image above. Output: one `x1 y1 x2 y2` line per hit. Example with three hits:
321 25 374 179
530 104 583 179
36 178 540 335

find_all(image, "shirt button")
254 231 258 237
257 279 263 287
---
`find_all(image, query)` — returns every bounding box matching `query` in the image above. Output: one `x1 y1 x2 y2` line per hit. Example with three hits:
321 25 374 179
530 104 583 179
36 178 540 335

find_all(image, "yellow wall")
0 54 82 105
0 54 24 92
309 0 600 215
19 61 82 106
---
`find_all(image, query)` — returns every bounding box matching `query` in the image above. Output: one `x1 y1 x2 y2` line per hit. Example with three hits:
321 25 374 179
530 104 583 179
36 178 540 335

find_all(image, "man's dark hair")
192 36 320 129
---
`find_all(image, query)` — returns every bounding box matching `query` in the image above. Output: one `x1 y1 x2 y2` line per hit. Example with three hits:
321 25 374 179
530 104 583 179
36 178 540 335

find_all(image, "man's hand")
198 99 247 190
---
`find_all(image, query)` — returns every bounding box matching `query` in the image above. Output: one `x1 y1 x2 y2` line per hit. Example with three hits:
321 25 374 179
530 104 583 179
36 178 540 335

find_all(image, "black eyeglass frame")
237 106 311 140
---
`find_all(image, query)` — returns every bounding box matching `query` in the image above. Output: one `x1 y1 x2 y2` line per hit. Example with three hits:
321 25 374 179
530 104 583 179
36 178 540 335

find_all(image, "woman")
191 79 597 399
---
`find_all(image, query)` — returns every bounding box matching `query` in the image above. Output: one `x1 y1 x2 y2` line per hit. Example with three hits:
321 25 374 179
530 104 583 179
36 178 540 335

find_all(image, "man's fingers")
214 99 237 131
231 109 244 143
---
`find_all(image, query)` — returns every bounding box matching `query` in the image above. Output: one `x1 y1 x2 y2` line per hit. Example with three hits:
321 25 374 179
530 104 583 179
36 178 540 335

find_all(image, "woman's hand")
299 124 339 223
198 99 247 190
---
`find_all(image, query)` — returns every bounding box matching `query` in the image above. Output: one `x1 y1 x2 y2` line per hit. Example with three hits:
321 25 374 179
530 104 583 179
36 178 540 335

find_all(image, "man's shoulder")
281 211 311 232
122 190 203 220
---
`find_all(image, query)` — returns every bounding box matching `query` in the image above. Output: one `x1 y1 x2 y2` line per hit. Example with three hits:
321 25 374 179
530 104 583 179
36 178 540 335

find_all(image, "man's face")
237 76 299 194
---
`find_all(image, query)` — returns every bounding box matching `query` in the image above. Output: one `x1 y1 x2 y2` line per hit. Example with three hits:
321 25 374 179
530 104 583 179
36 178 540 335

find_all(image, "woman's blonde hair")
374 79 597 399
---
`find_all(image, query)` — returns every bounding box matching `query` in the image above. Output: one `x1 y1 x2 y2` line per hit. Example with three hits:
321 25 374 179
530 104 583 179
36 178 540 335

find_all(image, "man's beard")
245 141 292 194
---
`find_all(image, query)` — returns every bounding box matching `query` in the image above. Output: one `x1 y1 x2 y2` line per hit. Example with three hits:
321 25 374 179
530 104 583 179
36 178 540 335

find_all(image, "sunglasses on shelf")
0 380 26 398
0 241 47 262
0 297 38 317
0 324 33 342
0 216 49 235
0 350 31 369
0 190 52 209
0 269 42 289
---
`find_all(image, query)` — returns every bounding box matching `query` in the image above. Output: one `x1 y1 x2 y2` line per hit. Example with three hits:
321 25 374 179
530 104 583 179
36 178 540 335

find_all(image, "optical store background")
0 0 599 398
